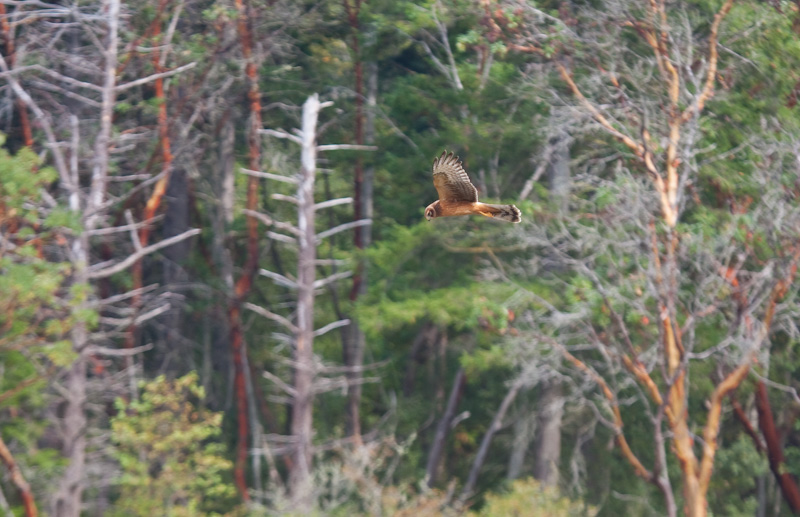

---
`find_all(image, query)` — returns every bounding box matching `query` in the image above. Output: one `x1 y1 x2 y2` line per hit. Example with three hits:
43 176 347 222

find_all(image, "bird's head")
424 202 439 221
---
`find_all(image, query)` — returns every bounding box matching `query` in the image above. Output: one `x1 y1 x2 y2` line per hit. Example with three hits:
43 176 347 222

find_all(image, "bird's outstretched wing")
432 151 478 203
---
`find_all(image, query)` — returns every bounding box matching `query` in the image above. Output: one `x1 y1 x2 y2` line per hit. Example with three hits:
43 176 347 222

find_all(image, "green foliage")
470 478 593 516
460 344 512 375
786 416 800 479
0 138 72 390
0 139 56 208
43 206 83 233
707 436 767 516
359 285 510 336
109 373 240 516
0 136 76 506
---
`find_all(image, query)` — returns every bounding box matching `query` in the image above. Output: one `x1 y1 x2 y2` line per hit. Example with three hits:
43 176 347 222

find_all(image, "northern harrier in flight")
424 151 521 223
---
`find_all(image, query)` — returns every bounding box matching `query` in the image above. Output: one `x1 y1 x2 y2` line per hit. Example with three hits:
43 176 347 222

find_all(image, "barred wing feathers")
432 151 479 203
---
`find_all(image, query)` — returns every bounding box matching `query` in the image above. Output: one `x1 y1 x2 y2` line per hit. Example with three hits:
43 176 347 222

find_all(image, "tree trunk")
127 0 174 350
289 95 324 505
507 406 535 480
425 367 466 487
51 0 119 508
460 377 525 501
230 0 265 498
343 0 368 445
361 61 377 252
219 112 236 225
403 323 438 397
228 306 251 500
755 380 800 513
343 324 365 442
162 168 190 284
547 133 570 211
533 380 563 487
0 4 33 149
51 322 88 517
531 134 569 488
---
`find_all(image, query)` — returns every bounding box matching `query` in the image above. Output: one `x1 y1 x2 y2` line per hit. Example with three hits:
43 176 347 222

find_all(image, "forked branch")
542 335 652 480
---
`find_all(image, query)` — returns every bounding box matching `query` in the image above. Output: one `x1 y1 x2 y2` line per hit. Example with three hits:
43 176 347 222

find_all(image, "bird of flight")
424 151 522 223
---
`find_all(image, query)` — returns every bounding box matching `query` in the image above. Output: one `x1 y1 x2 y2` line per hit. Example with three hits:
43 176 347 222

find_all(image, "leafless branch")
266 231 297 245
28 79 103 107
114 62 196 92
244 302 299 333
99 304 170 328
753 372 800 405
260 269 298 289
0 64 102 91
87 214 162 237
259 128 303 144
313 319 351 337
316 219 371 241
272 193 299 204
316 144 377 152
85 343 154 356
124 210 142 251
679 0 734 123
519 141 557 201
263 370 299 397
312 271 352 289
91 285 159 307
242 209 300 236
87 229 200 279
314 197 352 211
0 54 70 180
311 375 380 395
241 168 298 184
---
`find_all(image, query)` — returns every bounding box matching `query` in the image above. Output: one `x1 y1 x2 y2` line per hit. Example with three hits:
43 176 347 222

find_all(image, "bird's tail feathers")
483 203 522 223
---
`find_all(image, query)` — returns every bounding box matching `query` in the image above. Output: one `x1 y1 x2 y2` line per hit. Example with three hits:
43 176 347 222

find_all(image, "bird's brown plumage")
432 151 478 203
425 151 521 223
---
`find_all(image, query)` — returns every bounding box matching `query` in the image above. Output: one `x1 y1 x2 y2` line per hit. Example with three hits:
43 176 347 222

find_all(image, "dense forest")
2 0 800 515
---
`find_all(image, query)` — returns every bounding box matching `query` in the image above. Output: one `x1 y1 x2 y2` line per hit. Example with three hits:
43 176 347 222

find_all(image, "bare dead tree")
245 94 373 509
0 0 198 513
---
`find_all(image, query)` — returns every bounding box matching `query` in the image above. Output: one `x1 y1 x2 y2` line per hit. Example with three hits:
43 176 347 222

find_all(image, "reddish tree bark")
227 303 251 501
731 395 764 452
0 435 37 517
342 0 366 445
0 5 33 148
343 0 363 261
755 381 800 513
126 0 174 350
228 0 264 499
